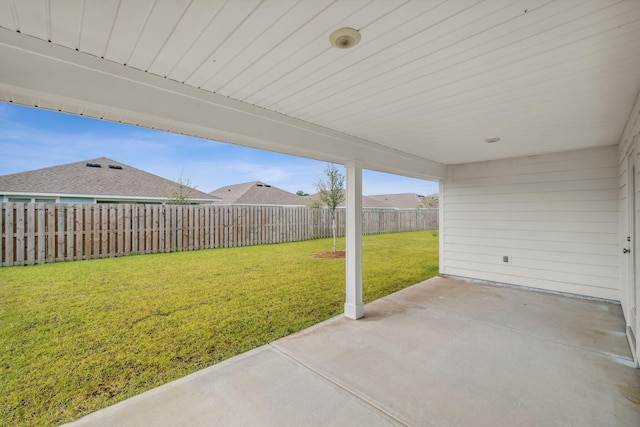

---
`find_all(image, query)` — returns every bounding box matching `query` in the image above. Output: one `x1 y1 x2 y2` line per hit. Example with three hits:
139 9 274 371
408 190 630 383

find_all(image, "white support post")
438 179 445 275
345 162 364 319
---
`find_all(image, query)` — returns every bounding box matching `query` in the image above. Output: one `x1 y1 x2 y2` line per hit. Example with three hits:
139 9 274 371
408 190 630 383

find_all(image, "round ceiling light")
329 27 361 49
484 137 501 143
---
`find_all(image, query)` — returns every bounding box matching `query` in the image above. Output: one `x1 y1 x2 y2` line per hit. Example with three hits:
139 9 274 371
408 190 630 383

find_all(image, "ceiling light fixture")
484 137 501 143
329 27 361 49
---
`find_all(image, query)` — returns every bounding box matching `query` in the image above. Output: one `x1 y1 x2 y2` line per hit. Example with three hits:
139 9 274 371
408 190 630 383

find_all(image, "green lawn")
0 231 439 426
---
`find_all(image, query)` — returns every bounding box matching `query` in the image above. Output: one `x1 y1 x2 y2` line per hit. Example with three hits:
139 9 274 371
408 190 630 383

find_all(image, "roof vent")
86 163 101 168
256 183 263 187
108 165 123 170
265 184 271 188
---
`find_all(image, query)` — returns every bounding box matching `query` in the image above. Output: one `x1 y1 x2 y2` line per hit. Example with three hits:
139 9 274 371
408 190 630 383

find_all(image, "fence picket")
82 205 90 259
27 203 36 265
98 205 106 258
15 203 25 265
37 203 45 264
116 205 124 256
0 203 437 266
5 204 14 266
160 206 167 253
91 205 99 258
0 204 3 266
151 205 159 254
74 205 83 261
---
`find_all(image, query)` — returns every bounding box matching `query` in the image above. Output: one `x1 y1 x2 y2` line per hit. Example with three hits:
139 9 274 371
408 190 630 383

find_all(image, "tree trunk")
332 214 337 253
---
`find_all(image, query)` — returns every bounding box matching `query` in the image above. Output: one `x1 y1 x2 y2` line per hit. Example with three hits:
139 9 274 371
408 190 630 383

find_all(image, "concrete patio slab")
64 277 640 427
64 345 398 427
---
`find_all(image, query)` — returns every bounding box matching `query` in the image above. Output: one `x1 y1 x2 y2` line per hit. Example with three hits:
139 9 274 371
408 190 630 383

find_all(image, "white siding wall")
441 146 619 300
618 89 640 323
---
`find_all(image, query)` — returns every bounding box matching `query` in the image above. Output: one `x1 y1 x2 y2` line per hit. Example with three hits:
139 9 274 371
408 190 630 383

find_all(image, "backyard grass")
0 231 439 426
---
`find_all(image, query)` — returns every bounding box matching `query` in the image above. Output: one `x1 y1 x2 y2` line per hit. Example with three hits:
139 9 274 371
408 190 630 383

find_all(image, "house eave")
0 191 219 203
0 28 445 182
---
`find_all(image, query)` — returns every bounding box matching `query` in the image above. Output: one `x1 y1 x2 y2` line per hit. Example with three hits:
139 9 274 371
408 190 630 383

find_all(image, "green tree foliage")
314 163 345 252
166 171 196 205
418 194 439 235
418 194 439 208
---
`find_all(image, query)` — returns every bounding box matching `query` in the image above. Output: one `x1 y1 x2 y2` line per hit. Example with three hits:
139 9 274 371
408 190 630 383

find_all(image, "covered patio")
1 1 640 423
64 276 639 426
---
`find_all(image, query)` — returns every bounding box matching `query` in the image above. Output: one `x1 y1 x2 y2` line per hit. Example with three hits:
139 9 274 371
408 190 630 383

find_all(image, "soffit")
0 0 639 165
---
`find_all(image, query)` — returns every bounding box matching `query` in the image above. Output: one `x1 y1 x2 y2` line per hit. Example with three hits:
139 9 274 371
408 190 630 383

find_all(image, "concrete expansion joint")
269 343 416 427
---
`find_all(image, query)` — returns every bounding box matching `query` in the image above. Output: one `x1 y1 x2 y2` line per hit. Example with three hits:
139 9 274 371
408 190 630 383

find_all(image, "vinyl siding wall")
441 146 619 300
59 196 95 203
618 89 640 323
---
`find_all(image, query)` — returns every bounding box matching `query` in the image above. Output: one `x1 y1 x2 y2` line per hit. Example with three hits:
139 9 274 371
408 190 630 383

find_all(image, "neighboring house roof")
0 157 219 202
312 192 437 208
366 193 437 209
210 181 307 205
330 195 389 208
362 196 394 208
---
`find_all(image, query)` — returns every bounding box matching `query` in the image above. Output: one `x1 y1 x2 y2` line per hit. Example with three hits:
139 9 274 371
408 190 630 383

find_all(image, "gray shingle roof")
210 181 307 205
362 196 393 208
311 192 438 208
0 157 218 201
365 193 438 208
330 193 438 209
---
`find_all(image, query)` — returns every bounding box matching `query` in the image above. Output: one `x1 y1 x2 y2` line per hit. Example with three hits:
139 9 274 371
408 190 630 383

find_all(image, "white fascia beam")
344 162 364 320
0 29 446 181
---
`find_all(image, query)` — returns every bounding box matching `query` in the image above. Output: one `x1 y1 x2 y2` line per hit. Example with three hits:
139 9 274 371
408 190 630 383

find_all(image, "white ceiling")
0 0 639 167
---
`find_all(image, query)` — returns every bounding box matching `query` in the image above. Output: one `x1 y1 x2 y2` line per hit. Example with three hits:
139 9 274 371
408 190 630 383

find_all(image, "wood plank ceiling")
0 0 639 165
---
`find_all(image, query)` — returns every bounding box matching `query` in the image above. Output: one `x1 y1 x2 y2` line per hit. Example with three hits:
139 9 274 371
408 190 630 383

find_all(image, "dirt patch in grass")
314 251 346 258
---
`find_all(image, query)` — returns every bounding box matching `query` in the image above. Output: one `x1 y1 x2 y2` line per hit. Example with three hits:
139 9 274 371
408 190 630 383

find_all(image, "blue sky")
0 102 438 196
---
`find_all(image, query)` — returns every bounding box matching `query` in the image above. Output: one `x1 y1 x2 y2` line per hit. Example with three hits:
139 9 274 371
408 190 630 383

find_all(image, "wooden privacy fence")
0 203 438 267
